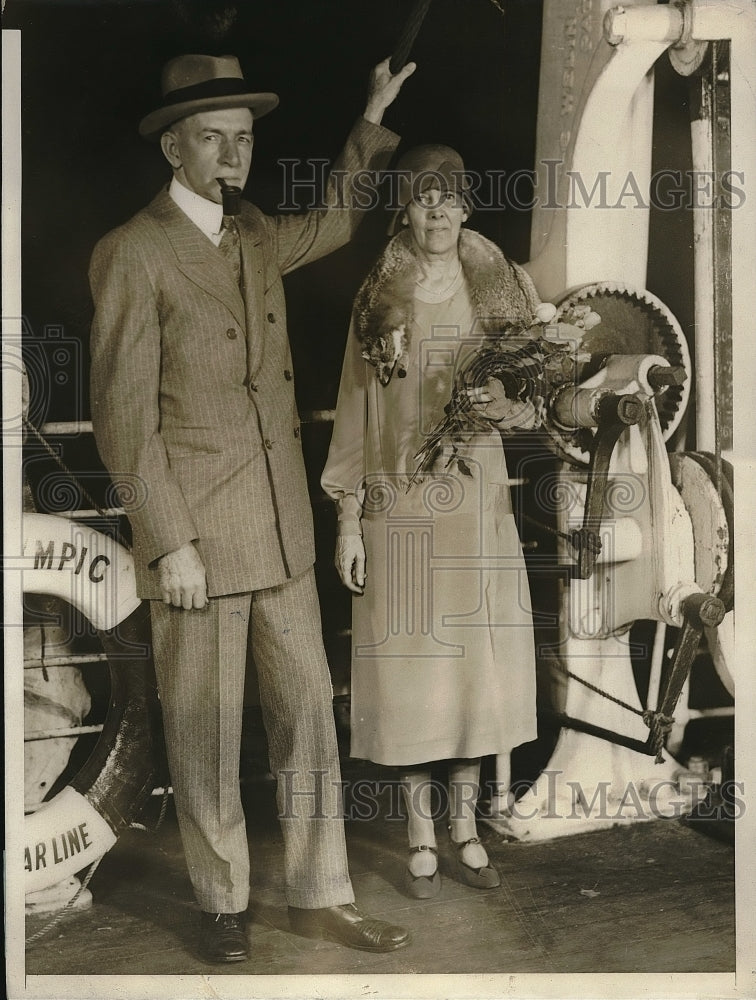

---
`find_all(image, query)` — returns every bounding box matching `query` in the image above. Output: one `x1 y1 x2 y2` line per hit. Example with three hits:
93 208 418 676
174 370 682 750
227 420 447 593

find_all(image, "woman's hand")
335 535 367 594
466 378 537 431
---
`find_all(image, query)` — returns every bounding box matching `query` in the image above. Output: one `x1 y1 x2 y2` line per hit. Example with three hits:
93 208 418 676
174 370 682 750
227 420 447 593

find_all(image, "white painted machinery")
486 0 753 839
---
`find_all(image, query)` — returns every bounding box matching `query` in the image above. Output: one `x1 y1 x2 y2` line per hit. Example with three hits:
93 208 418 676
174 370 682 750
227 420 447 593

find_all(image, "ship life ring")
22 513 161 894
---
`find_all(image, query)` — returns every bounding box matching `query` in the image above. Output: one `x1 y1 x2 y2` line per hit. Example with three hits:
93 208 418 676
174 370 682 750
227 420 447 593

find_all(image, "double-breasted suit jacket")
90 117 399 599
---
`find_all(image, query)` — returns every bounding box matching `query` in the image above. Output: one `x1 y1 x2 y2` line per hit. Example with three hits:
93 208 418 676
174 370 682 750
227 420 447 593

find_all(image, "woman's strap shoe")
451 836 501 889
404 845 441 899
288 903 410 952
199 910 249 963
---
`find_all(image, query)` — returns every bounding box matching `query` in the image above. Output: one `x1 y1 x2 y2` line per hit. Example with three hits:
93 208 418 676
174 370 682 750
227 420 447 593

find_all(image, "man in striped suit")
89 52 414 964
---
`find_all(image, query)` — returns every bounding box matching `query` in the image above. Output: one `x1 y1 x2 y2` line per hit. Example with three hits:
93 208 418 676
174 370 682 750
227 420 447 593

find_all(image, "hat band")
161 77 253 107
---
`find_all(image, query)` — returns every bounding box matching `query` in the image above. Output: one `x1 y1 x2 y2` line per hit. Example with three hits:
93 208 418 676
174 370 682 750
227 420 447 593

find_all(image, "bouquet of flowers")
409 302 600 486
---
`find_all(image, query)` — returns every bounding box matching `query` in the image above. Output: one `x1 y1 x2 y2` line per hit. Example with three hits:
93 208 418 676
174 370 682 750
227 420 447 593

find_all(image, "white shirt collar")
169 177 225 245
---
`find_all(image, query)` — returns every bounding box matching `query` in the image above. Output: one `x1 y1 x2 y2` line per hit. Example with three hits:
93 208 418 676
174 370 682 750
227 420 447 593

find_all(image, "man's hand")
157 542 209 609
335 535 366 594
466 378 537 431
363 58 417 125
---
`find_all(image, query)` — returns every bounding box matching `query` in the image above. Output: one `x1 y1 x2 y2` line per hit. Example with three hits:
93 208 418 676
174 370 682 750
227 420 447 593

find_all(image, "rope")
519 510 677 756
520 515 603 570
642 710 675 764
25 856 103 947
23 416 111 519
130 787 171 833
23 415 129 548
26 788 171 946
519 516 642 710
548 647 675 760
550 655 646 717
520 511 574 544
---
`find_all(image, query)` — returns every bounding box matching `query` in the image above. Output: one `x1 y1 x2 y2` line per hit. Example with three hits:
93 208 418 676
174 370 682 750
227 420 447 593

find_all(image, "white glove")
335 534 366 594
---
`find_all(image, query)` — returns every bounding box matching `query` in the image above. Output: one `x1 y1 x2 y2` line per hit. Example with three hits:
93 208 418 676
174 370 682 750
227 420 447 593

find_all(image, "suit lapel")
239 206 266 380
148 189 246 329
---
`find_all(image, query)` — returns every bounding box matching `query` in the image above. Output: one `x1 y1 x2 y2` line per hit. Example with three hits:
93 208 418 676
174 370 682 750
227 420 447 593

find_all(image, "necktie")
218 214 242 287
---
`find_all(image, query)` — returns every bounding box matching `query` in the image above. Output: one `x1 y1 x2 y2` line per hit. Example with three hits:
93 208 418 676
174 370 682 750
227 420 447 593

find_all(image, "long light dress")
322 270 537 766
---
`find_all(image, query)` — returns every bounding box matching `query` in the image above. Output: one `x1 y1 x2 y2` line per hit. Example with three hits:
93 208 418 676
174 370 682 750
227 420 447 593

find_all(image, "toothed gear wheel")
552 283 691 464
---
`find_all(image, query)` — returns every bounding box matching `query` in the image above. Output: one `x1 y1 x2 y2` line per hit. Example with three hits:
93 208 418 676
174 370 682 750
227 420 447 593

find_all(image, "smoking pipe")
216 177 242 216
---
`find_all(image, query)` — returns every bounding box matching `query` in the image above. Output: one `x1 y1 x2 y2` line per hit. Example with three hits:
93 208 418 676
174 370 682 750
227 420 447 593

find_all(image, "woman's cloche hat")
388 143 473 235
139 54 279 140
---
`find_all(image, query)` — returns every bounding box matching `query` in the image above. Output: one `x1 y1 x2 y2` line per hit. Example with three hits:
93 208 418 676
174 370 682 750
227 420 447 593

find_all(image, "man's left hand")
466 378 537 430
363 58 417 125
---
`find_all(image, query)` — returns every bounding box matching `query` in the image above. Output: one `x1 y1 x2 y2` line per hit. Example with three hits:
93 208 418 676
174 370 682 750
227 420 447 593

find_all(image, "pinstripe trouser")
150 567 355 913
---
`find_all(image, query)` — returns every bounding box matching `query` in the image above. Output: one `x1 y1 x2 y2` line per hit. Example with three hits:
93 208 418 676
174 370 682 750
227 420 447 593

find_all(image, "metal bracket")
569 392 645 579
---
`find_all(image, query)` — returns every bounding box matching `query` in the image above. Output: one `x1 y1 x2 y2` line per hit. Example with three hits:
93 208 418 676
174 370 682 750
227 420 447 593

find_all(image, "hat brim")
139 92 279 140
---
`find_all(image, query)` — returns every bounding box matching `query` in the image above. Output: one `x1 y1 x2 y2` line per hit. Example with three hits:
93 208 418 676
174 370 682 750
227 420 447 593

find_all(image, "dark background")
7 0 699 437
8 0 544 422
8 0 698 445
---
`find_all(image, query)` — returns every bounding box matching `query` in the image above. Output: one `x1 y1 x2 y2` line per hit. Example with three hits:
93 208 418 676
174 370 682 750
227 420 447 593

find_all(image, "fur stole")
353 227 540 385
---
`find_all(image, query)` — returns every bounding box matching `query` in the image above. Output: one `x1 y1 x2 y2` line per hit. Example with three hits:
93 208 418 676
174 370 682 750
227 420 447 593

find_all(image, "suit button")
248 381 258 392
294 426 300 439
226 328 237 339
284 369 293 381
267 312 276 323
265 439 273 449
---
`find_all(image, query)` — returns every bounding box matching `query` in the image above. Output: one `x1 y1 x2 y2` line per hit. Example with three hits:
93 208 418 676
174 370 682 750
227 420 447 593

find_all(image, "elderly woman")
322 145 539 897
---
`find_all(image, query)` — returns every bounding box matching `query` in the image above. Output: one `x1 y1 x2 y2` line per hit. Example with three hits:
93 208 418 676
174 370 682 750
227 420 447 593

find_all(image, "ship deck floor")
24 759 735 982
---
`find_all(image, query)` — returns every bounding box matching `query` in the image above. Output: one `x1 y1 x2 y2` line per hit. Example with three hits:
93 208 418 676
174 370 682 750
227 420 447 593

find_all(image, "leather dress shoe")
199 910 249 963
288 903 410 952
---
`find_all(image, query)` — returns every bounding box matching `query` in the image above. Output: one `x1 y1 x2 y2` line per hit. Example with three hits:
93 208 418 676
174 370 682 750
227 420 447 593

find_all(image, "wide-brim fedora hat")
139 54 279 140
